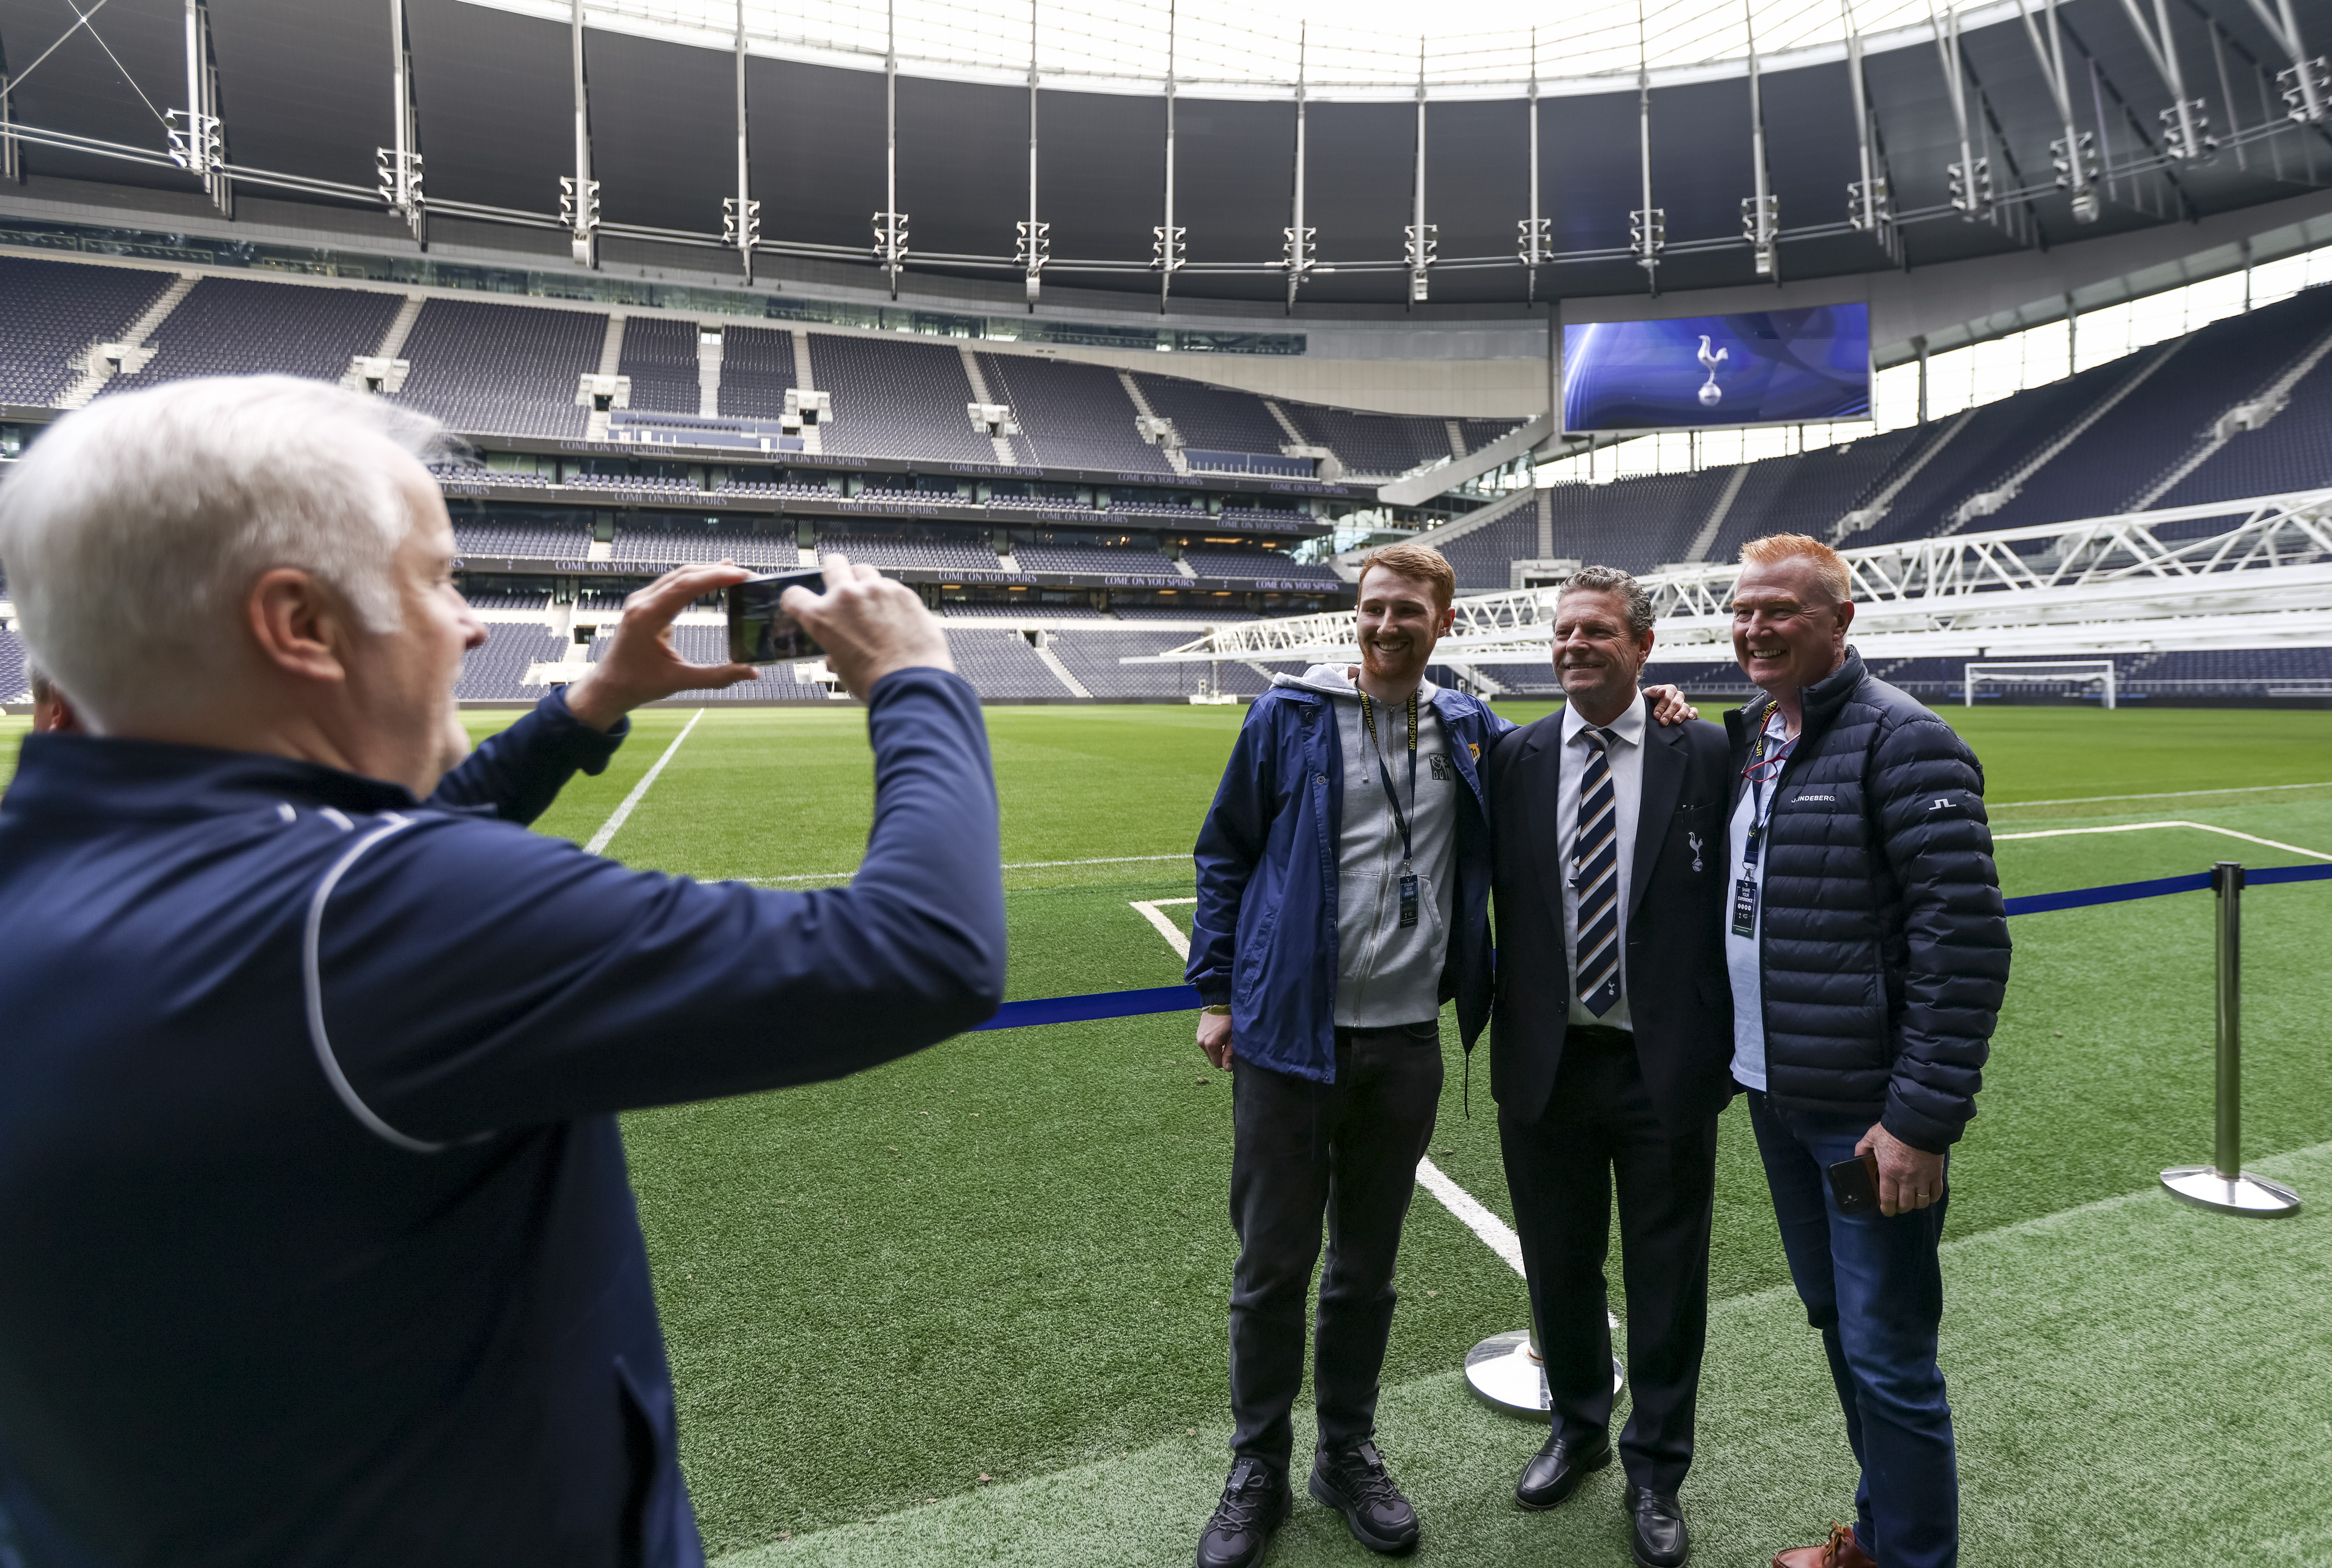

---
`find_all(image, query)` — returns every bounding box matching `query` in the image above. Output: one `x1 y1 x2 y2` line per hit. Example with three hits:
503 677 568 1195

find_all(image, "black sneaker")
1196 1457 1293 1568
1309 1439 1420 1555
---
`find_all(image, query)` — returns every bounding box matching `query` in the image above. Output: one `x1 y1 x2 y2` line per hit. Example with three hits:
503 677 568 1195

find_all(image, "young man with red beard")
1185 543 1509 1566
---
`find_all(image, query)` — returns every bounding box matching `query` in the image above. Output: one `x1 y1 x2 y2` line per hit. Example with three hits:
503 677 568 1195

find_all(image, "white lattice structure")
1124 490 2332 669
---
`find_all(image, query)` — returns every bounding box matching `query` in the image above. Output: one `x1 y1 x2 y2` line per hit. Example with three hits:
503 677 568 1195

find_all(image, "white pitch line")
1131 897 1196 956
1128 898 1527 1280
1994 819 2332 861
1414 1157 1526 1278
1994 779 2332 809
583 709 704 857
739 853 1187 886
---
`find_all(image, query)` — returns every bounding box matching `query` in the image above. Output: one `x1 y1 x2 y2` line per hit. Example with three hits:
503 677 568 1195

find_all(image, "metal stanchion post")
2161 861 2302 1215
1464 1318 1625 1417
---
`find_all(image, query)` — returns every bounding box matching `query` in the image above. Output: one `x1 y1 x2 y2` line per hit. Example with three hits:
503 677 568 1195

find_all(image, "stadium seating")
1182 547 1342 583
454 627 566 699
0 258 176 406
0 627 28 703
613 522 796 567
977 353 1174 474
1130 374 1288 458
394 300 602 439
1108 603 1260 622
1280 404 1450 477
1014 542 1181 575
1984 286 2332 528
615 317 702 416
1048 629 1221 698
716 326 798 422
816 528 1001 572
943 630 1073 697
98 277 402 395
938 602 1114 623
813 334 996 465
452 517 591 558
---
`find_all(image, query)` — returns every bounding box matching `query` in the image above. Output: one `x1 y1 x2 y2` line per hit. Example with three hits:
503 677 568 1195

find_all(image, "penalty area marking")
1993 819 2332 861
1129 899 1528 1282
584 709 704 858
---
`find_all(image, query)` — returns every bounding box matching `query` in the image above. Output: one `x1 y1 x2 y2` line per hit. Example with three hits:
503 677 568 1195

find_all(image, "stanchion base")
1462 1331 1624 1417
2161 1167 2302 1216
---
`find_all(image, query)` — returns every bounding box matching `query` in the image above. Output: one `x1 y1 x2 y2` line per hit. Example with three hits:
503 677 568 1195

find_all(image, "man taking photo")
1185 542 1511 1567
1725 533 2009 1568
0 376 1007 1567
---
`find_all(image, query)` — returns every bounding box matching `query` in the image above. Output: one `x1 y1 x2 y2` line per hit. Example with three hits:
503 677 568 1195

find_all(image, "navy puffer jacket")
1726 649 2010 1152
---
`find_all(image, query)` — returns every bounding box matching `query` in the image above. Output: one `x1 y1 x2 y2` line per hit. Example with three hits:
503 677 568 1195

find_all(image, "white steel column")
873 0 907 297
2021 0 2099 221
1154 1 1183 314
1018 0 1047 306
562 0 598 266
1405 38 1434 305
724 0 758 279
1519 28 1547 298
379 0 425 240
1283 27 1312 314
1742 0 1778 277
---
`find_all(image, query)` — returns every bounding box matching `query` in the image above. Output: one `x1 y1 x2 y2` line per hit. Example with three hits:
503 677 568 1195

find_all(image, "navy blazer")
1486 695 1735 1129
0 673 1005 1567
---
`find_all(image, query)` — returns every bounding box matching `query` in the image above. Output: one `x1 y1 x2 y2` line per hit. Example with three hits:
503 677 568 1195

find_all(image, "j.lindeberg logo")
1798 793 1836 803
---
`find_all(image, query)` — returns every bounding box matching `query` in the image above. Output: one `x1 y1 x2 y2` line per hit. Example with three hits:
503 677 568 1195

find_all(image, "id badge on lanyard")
1362 694 1423 929
1733 721 1794 938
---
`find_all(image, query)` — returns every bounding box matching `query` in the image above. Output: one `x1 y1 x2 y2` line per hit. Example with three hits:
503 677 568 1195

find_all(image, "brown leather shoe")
1772 1522 1876 1568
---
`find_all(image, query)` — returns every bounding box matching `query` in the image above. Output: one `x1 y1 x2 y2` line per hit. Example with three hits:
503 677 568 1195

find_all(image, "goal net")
1963 660 2119 710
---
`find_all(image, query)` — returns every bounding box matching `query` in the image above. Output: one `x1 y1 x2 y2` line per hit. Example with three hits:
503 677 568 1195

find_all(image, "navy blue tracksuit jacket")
0 672 1005 1567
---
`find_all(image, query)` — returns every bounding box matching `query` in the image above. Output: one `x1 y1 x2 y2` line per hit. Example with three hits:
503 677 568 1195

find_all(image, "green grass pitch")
6 700 2331 1565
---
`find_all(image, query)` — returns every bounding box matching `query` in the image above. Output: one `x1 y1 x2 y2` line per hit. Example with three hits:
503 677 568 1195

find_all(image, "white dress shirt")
1726 707 1789 1089
1555 696 1646 1030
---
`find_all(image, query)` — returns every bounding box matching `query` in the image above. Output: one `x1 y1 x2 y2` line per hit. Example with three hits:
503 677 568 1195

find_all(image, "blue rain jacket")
1188 680 1513 1082
0 672 1004 1568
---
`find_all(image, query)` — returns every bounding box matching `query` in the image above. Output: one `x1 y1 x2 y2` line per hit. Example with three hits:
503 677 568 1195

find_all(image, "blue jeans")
1746 1091 1958 1568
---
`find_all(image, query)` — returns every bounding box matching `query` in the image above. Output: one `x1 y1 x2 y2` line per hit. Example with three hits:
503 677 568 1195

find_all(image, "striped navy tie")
1572 727 1623 1017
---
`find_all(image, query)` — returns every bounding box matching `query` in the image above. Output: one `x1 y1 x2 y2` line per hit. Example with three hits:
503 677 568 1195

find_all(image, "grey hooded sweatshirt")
1275 664 1459 1029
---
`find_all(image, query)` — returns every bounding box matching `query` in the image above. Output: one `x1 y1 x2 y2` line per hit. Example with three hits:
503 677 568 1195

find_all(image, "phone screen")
727 569 827 665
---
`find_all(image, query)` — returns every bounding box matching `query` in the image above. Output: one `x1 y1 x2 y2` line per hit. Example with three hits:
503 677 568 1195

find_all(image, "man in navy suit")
1486 565 1735 1568
0 377 1006 1567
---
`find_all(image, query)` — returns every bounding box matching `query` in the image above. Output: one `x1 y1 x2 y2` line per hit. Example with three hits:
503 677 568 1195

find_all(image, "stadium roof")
2 0 2326 307
464 0 2001 98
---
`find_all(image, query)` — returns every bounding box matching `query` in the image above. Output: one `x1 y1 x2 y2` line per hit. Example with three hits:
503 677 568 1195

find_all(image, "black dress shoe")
1514 1428 1611 1511
1309 1439 1420 1555
1627 1485 1690 1568
1195 1458 1292 1568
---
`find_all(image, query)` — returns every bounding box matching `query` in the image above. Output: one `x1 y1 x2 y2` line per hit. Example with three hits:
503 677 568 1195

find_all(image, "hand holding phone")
770 554 953 699
727 568 829 665
1826 1152 1883 1216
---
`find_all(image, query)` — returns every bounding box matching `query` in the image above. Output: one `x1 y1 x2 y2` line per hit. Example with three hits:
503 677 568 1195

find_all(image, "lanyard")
1357 690 1420 870
1739 714 1798 870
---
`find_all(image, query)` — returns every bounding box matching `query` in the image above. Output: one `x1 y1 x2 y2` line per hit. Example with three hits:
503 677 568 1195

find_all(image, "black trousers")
1499 1027 1719 1496
1227 1022 1444 1471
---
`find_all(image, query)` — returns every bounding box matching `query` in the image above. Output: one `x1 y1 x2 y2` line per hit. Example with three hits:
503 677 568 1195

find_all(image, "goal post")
1963 659 2118 710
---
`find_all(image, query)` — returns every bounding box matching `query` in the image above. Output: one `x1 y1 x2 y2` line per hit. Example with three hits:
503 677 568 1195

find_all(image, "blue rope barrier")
972 863 2332 1031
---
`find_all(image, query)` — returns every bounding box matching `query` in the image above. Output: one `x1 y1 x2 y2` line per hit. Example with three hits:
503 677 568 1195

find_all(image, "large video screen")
1561 304 1870 434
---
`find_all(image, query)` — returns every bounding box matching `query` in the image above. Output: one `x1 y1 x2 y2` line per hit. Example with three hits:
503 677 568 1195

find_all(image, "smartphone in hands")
1826 1152 1883 1216
727 569 827 665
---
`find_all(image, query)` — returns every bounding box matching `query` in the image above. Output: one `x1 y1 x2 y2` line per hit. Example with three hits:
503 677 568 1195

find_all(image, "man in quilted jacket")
1722 534 2010 1568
